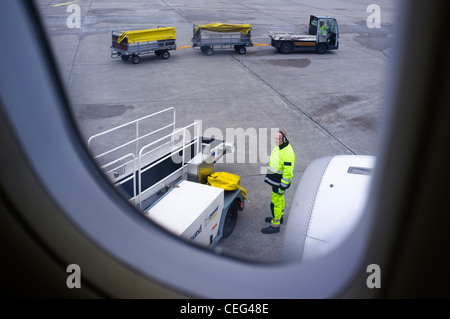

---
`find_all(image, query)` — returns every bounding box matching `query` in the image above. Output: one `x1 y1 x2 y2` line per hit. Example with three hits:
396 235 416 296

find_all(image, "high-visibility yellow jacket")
264 141 296 190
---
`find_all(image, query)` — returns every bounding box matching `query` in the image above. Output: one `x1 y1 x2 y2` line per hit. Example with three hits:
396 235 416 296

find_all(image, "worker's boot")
265 217 283 224
261 225 280 234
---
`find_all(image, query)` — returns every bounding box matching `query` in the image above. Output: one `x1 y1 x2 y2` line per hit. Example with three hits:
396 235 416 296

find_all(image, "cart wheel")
161 50 170 59
131 55 140 64
154 50 161 56
238 46 246 55
203 46 213 56
121 55 129 62
279 42 292 54
316 43 327 54
222 200 238 238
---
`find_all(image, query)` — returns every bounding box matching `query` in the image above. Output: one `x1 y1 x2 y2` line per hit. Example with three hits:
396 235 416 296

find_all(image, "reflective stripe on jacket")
264 141 295 190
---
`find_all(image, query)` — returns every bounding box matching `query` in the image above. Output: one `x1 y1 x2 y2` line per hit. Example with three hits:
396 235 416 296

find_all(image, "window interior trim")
3 0 447 298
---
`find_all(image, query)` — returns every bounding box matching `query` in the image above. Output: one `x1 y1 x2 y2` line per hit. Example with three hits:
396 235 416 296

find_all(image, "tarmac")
36 0 397 263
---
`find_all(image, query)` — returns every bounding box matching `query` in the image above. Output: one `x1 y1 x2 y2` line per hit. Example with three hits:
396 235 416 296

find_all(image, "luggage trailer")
111 27 177 64
191 23 253 55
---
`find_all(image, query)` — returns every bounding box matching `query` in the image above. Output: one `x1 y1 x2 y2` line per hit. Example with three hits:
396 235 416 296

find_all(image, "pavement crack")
232 55 356 155
160 0 193 24
66 0 93 88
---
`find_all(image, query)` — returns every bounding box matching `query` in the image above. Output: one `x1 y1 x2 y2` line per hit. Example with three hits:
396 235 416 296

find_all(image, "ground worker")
262 130 296 234
319 21 328 36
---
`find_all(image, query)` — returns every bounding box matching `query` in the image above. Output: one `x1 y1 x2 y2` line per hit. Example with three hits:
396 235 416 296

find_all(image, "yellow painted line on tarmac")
52 1 79 7
253 43 269 46
177 45 192 49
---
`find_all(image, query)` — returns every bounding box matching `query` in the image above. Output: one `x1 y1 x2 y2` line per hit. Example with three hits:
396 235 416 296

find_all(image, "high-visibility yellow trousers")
270 191 285 226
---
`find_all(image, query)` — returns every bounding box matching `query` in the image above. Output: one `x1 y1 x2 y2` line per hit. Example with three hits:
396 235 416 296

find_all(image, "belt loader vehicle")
111 26 177 64
269 15 339 54
191 23 253 55
88 108 245 247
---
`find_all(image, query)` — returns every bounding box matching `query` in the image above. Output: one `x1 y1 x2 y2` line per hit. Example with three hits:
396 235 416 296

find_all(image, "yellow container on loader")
207 172 247 200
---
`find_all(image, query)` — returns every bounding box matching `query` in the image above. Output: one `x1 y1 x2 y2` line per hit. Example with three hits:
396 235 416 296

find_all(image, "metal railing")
199 33 251 46
87 107 201 208
136 122 200 207
88 107 176 161
99 153 137 204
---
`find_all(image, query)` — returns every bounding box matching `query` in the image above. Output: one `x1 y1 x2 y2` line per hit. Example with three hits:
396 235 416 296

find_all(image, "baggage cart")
111 26 176 64
191 23 253 55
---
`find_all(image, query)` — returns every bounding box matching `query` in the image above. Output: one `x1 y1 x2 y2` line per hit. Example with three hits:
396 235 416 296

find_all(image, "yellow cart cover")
195 23 252 34
118 27 176 44
207 172 247 200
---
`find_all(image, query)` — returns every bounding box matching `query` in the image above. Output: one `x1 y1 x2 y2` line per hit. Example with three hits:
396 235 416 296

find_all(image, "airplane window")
32 0 395 264
9 0 446 299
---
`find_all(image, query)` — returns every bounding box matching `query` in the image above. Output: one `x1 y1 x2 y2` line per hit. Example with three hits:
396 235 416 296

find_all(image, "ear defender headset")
279 130 287 143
